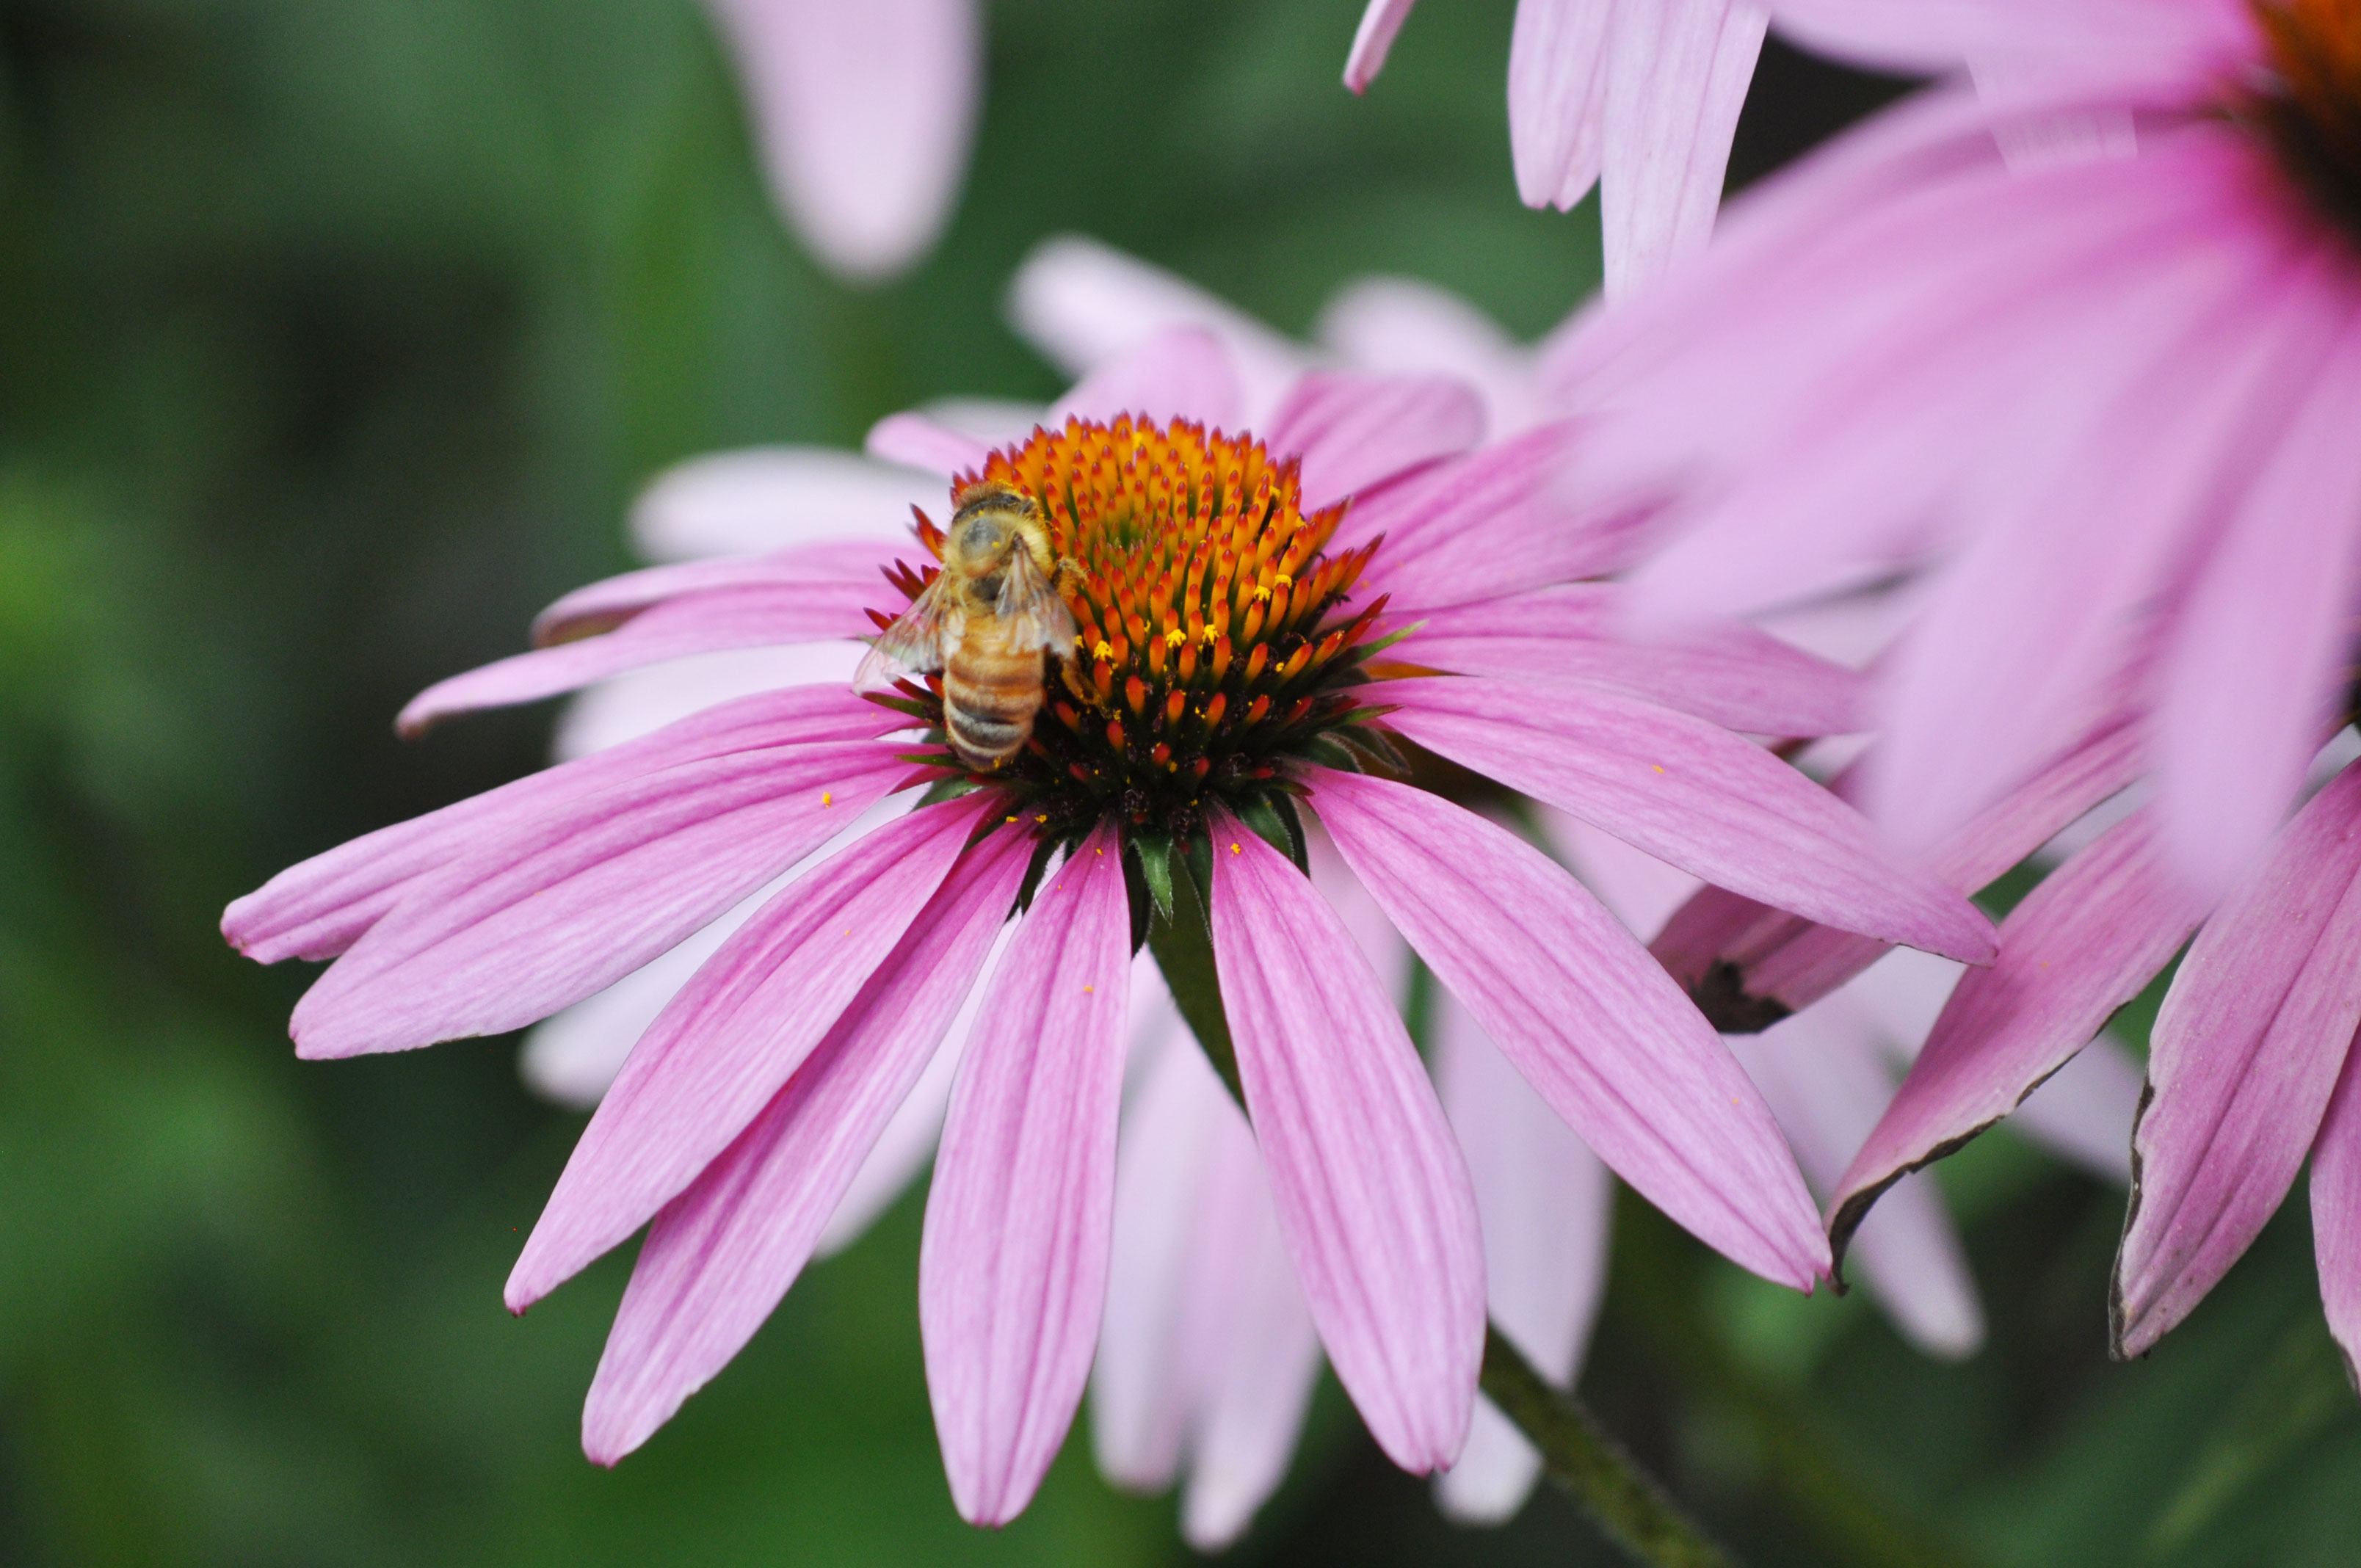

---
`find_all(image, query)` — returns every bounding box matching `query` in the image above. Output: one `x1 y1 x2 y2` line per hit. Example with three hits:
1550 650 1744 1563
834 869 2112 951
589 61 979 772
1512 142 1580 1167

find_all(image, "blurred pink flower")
1345 0 1769 294
706 0 980 282
1546 0 2361 904
224 313 1994 1527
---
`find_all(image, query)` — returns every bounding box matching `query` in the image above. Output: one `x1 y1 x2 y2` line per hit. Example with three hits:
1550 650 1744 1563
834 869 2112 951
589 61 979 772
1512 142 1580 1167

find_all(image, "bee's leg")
1054 556 1085 597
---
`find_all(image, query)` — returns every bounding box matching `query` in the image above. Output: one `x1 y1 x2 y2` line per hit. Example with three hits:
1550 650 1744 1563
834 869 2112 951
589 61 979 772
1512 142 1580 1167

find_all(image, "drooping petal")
628 447 942 561
921 824 1133 1525
577 822 1030 1461
706 0 980 283
1310 769 1825 1286
1381 675 1993 962
1006 236 1307 419
866 410 993 476
1651 700 2143 1019
1431 990 1611 1524
1209 816 1484 1473
1259 371 1485 510
1537 805 1701 943
507 794 989 1309
2153 313 2361 898
1599 0 1769 294
287 738 915 1060
1343 0 1421 90
2117 764 2361 1356
1404 582 1869 737
552 644 866 761
1730 1003 1983 1358
1506 0 1612 210
222 683 892 965
1830 811 2201 1268
1048 326 1243 433
2308 1043 2361 1384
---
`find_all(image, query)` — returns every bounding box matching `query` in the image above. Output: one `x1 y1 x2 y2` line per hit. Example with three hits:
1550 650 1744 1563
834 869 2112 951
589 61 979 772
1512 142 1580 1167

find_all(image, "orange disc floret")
874 414 1408 852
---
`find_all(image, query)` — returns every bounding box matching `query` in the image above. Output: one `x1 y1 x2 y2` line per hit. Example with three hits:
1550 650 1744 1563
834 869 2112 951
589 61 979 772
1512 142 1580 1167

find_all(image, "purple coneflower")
1346 0 1770 294
223 330 1992 1525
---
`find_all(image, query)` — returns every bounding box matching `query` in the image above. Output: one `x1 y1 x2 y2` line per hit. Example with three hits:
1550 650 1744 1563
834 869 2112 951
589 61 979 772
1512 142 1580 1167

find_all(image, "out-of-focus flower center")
2255 0 2361 227
872 415 1398 853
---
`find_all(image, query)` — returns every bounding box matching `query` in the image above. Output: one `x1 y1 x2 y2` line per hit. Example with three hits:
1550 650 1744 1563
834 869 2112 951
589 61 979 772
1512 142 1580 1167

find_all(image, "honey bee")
856 483 1080 772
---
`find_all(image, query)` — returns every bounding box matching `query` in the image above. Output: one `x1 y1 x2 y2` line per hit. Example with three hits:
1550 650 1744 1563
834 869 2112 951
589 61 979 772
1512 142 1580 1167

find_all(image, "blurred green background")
2 1 2357 1564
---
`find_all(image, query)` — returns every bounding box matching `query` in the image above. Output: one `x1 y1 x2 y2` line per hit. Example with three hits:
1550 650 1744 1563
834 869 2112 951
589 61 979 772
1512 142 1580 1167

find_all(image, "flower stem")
1481 1327 1738 1568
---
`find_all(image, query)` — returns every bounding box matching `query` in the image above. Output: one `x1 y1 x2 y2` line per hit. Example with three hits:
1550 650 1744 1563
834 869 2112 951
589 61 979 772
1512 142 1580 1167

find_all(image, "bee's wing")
854 577 953 691
996 549 1079 654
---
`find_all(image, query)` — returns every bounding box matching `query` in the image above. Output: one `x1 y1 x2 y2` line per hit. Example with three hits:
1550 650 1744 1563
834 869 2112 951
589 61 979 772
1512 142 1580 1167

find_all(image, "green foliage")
1 1 2356 1565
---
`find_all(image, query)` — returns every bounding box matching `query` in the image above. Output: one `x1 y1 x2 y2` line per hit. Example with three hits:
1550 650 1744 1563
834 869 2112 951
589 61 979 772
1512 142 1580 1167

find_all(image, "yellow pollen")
1252 585 1272 602
1094 640 1114 661
1200 625 1219 645
822 792 833 805
1164 628 1187 647
1035 813 1048 823
1275 572 1293 587
1230 841 1241 854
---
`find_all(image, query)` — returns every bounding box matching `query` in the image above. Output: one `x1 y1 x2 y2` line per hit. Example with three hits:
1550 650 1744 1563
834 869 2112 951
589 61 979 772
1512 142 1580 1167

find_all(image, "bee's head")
947 484 1038 572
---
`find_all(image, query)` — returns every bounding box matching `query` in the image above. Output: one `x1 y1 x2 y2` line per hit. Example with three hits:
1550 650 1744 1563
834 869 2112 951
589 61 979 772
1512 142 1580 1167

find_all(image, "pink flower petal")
1651 700 2143 1020
706 0 980 282
1730 1006 1983 1358
1830 811 2202 1269
1314 277 1551 435
2117 763 2361 1356
1047 326 1243 433
1343 0 1421 91
576 823 1030 1461
1310 769 1824 1286
921 824 1133 1525
628 448 943 562
1599 0 1769 294
530 540 896 645
1381 675 1994 962
1403 582 1869 737
1345 422 1648 608
505 794 990 1309
396 582 885 735
1208 813 1484 1473
2309 1043 2361 1385
551 644 867 761
1763 0 2256 81
1506 0 1612 210
1260 371 1485 510
223 683 893 965
1431 990 1610 1524
2154 315 2361 899
865 410 993 476
288 738 917 1061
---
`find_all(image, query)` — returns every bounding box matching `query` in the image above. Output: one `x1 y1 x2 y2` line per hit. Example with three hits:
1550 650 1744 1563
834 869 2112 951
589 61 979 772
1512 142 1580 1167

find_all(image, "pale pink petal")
1651 700 2143 1020
1432 990 1611 1524
912 397 1046 448
1315 277 1550 436
1260 371 1485 509
1506 0 1612 210
865 410 993 476
1344 0 1421 90
1537 805 1701 942
506 795 990 1308
1048 326 1243 433
1092 1031 1227 1493
577 824 1030 1460
921 824 1133 1525
1175 1097 1324 1550
1763 0 2257 82
286 738 915 1060
2153 316 2361 898
554 644 869 761
706 0 979 282
528 540 894 646
1599 0 1769 294
1346 423 1647 608
2117 763 2361 1355
1305 826 1412 1004
397 584 885 734
222 684 892 965
1731 1006 1983 1358
2009 1031 2141 1185
1832 811 2202 1266
1007 236 1307 419
1209 816 1484 1473
1403 583 1870 737
628 448 941 562
2308 1043 2361 1384
1380 675 1994 963
1311 769 1824 1286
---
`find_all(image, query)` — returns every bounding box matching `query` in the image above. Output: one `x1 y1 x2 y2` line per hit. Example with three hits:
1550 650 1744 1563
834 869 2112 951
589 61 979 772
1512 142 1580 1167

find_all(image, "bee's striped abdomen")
943 620 1046 770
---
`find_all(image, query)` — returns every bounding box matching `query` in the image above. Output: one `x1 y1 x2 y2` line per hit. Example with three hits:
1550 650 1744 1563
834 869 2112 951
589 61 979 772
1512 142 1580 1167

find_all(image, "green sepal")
1331 721 1409 775
1238 793 1306 874
1131 828 1175 923
861 692 932 721
1348 618 1428 661
1145 850 1244 1112
1298 733 1363 773
1012 832 1061 915
916 774 986 808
